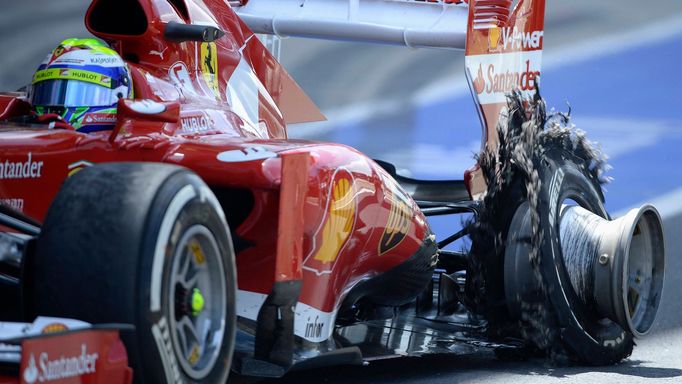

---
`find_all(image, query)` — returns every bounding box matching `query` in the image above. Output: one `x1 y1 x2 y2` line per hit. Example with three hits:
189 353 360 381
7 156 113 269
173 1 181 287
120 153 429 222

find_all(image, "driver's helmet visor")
31 79 119 108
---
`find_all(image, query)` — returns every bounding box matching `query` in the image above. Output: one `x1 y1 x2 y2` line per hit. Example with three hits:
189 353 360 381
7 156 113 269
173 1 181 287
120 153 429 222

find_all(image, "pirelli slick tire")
534 148 634 365
24 163 237 383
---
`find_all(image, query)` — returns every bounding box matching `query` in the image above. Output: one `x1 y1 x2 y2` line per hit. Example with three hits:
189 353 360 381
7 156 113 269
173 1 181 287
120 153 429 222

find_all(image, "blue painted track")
326 31 682 214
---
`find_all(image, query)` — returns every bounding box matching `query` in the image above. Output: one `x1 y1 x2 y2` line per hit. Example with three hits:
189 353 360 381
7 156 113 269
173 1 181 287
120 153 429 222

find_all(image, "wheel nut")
599 253 610 266
192 288 205 316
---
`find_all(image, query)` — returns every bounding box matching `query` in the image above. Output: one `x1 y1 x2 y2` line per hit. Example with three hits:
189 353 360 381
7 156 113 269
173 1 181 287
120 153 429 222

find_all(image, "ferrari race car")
0 0 667 383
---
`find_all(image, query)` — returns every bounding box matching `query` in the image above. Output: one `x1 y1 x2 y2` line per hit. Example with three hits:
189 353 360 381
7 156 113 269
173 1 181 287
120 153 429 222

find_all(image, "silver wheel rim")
623 208 665 335
626 222 654 329
169 224 227 379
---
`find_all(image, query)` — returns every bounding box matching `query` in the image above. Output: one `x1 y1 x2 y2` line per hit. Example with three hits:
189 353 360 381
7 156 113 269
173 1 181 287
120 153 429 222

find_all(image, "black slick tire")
23 162 236 383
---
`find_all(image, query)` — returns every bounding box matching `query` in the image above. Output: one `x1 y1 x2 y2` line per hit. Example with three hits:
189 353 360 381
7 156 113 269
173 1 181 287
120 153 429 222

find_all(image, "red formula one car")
0 0 667 383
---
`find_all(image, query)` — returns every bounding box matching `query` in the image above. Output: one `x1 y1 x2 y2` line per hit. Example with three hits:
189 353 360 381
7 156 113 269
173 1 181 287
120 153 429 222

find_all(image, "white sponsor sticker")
88 56 122 66
149 47 168 60
22 344 98 384
168 62 197 95
466 50 543 105
0 198 24 212
82 113 116 125
180 111 212 133
0 153 43 180
47 50 125 68
236 290 337 343
498 27 544 51
128 100 167 115
0 317 89 341
216 147 277 163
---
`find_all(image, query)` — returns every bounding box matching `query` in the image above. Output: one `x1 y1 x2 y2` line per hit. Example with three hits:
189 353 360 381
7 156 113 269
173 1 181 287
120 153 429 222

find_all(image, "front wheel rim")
168 224 227 379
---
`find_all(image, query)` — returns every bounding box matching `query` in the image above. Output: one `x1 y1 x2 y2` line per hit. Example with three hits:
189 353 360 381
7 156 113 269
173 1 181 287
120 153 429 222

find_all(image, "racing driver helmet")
29 38 133 132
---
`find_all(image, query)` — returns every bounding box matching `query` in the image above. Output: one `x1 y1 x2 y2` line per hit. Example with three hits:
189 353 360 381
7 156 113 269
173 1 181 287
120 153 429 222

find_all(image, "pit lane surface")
2 1 682 383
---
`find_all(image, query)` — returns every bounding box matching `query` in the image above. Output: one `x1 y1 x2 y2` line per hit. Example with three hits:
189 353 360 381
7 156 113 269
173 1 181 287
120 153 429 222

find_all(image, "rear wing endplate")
464 0 546 144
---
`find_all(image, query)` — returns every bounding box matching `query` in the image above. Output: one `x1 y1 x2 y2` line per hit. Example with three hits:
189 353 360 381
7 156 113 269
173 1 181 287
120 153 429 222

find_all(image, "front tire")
24 163 236 383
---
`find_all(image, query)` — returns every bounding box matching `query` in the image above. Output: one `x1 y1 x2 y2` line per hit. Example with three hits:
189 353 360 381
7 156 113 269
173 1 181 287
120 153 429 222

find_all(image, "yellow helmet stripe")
32 68 113 88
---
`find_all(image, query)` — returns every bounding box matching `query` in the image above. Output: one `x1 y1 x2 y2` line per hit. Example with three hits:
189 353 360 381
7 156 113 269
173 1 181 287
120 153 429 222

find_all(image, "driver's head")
29 38 133 132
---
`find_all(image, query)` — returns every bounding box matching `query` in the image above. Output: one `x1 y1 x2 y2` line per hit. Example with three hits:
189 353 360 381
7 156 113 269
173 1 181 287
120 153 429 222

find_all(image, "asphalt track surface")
2 1 682 383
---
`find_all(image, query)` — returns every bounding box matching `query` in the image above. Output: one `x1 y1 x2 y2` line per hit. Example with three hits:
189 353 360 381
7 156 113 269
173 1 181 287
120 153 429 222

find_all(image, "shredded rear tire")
468 90 634 365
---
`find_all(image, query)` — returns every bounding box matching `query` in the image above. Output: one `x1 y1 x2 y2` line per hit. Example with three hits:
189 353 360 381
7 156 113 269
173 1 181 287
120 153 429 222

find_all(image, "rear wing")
234 0 545 143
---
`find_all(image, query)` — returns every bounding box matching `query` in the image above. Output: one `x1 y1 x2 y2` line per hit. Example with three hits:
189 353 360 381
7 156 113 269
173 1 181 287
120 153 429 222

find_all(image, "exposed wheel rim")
559 201 665 337
540 164 634 361
624 208 665 336
168 224 227 379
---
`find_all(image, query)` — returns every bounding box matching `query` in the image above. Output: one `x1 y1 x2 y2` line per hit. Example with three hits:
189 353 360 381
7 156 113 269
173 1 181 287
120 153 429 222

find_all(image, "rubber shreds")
467 89 609 356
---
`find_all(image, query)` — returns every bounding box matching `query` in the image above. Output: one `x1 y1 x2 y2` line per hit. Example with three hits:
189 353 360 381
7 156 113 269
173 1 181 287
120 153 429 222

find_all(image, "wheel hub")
168 225 227 379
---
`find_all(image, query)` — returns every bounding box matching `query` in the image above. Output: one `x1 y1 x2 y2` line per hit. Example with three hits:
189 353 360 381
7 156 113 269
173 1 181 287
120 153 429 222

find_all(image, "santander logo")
473 59 541 96
82 113 116 125
22 344 98 383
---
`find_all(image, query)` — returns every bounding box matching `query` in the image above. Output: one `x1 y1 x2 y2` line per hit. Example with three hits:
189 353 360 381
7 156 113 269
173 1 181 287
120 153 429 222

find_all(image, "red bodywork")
0 0 430 340
0 329 132 384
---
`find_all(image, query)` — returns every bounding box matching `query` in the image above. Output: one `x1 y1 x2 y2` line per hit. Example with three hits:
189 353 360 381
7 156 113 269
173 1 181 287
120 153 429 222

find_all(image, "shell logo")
53 46 65 58
67 160 94 177
378 183 413 255
488 26 501 51
41 323 68 334
303 170 356 275
472 63 485 95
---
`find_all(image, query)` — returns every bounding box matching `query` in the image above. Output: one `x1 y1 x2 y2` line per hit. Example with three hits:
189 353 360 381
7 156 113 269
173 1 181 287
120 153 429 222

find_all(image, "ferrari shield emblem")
53 46 65 58
200 42 220 99
48 46 67 64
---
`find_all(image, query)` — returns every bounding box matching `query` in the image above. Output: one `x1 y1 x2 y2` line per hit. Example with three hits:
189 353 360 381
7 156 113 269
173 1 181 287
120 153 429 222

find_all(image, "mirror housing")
117 99 180 122
109 99 181 143
164 22 225 42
